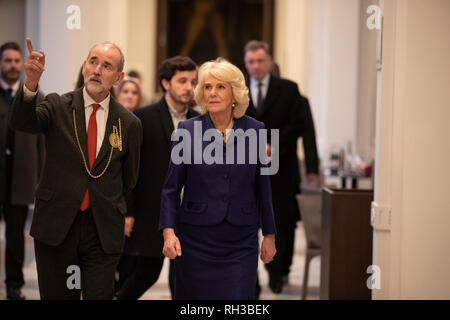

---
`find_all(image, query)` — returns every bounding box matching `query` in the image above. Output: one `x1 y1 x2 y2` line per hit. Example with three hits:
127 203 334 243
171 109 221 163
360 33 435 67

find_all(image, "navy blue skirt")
173 220 259 300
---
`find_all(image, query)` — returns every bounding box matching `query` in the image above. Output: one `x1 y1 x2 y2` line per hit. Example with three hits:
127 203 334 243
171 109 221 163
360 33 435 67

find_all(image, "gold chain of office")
72 109 122 179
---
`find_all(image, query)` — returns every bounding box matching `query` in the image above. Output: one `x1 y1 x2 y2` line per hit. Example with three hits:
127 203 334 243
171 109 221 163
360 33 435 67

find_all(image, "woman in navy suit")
159 58 276 300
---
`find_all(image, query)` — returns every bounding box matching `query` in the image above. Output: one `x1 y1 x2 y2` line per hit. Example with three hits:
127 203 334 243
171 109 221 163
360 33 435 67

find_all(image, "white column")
126 0 157 102
274 0 309 94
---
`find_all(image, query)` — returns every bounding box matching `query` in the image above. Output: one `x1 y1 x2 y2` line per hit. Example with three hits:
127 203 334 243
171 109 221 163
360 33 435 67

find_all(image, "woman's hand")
162 228 182 259
260 234 276 263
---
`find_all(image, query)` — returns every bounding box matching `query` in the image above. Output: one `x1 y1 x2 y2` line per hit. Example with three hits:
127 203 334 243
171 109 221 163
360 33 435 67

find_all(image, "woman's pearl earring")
232 102 236 108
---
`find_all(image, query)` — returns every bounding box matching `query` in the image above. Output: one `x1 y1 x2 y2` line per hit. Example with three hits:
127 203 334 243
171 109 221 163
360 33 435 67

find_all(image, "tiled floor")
0 213 320 300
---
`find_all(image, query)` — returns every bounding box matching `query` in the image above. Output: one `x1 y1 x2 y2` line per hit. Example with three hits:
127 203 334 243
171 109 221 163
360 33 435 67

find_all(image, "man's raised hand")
24 38 45 92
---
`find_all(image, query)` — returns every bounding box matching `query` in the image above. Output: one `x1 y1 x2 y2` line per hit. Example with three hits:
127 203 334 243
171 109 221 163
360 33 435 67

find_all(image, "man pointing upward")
9 38 142 300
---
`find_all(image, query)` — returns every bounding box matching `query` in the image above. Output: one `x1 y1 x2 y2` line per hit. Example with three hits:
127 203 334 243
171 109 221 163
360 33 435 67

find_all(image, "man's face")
163 70 198 106
244 48 272 81
0 49 23 84
82 44 124 96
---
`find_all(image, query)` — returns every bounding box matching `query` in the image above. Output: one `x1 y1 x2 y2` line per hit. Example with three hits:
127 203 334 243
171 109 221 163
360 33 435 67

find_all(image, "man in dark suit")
0 41 43 300
9 39 142 299
117 56 198 300
243 40 320 294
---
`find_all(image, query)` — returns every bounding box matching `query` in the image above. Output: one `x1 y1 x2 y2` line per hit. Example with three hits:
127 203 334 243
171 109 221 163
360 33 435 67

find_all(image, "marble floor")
0 213 320 300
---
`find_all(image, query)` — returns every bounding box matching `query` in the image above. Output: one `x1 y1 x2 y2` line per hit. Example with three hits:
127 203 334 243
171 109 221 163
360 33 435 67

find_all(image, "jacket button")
223 174 228 179
223 196 228 202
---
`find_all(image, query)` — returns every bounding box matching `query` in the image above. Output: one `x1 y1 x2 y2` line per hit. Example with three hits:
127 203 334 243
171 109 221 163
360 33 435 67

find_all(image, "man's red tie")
80 103 101 211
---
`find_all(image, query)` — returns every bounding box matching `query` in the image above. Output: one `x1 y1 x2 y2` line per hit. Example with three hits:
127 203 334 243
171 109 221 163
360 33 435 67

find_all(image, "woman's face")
203 74 233 115
118 81 139 111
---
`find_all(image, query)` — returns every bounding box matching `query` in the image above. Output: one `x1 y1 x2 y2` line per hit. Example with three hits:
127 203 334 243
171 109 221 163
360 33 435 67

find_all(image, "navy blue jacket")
159 113 276 236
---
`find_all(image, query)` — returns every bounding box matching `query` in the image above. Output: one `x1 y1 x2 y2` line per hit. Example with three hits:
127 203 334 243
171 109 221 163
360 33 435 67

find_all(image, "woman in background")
116 76 142 112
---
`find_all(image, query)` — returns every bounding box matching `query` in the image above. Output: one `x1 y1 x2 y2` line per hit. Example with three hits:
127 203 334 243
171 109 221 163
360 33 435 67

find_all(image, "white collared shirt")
0 78 20 96
249 73 270 110
167 100 188 130
82 87 110 157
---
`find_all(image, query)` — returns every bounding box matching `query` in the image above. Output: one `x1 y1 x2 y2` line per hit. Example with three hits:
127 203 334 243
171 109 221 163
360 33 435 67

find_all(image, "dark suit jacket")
124 97 198 258
246 75 319 228
1 84 44 205
159 113 276 236
9 86 142 254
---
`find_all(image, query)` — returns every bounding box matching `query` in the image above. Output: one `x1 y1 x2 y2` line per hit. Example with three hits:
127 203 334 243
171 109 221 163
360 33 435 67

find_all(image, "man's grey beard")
85 80 106 95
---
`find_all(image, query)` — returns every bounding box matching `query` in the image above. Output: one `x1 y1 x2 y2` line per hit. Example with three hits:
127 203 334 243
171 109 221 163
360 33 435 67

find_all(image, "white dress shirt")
167 100 188 130
23 85 110 157
249 73 270 110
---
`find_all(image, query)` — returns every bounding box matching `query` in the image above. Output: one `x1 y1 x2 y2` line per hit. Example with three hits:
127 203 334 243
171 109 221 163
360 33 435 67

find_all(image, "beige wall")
373 0 450 299
24 0 129 94
275 0 368 166
126 0 157 104
0 0 25 48
24 0 156 99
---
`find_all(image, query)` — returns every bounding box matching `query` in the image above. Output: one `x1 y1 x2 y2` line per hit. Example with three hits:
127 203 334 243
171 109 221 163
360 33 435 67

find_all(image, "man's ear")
82 60 87 77
161 78 170 92
114 72 125 86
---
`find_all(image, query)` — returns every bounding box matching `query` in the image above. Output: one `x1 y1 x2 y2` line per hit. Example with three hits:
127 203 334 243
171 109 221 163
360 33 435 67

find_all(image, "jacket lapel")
71 89 89 162
204 113 224 150
158 97 175 148
259 75 281 117
92 98 119 171
226 116 245 150
187 108 198 120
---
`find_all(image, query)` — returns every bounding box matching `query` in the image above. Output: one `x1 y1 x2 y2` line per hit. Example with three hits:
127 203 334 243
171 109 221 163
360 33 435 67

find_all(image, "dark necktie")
256 82 264 113
5 88 15 155
4 88 13 104
80 103 101 211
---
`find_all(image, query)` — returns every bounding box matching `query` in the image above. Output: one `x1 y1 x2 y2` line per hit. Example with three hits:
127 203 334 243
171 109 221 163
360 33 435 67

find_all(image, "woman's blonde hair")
194 58 249 118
